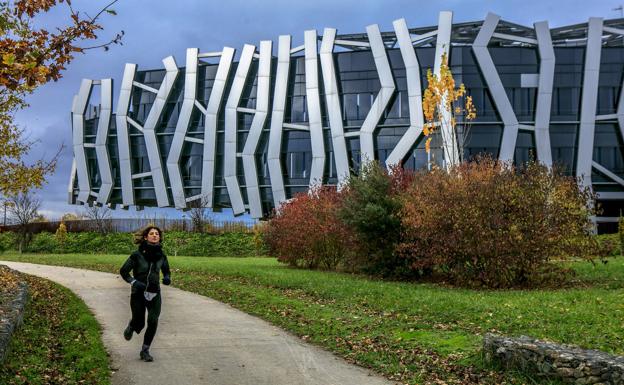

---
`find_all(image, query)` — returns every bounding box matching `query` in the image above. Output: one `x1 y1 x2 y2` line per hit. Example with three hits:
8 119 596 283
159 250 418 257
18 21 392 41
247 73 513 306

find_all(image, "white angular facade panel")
141 56 179 207
472 12 520 163
386 18 426 168
304 29 326 188
95 79 114 205
71 79 93 204
434 11 459 168
224 44 255 215
167 48 199 209
576 18 603 190
202 47 235 208
534 21 555 168
243 40 272 218
115 63 138 206
359 24 395 163
320 28 350 186
268 36 290 208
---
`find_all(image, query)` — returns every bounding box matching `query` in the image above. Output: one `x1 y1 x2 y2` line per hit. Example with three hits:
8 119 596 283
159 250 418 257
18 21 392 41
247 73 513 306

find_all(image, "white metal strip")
167 48 198 208
596 114 618 120
202 47 235 208
435 11 458 168
237 107 256 113
268 36 290 209
593 161 624 187
194 99 207 115
83 143 96 148
492 32 538 45
126 116 144 132
283 123 309 130
344 131 360 138
534 21 555 167
386 18 425 168
243 40 272 219
411 30 438 43
596 191 624 200
304 29 325 189
132 171 152 179
320 28 350 185
473 12 519 163
224 44 255 215
334 39 371 48
184 136 204 144
576 18 603 190
95 78 114 204
604 26 624 35
197 52 223 58
72 79 93 204
142 56 179 207
290 45 304 54
132 81 159 94
359 23 396 164
68 157 77 204
115 63 137 206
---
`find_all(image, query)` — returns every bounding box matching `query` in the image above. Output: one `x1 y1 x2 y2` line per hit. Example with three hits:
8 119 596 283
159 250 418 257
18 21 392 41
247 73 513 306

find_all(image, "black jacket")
120 242 171 293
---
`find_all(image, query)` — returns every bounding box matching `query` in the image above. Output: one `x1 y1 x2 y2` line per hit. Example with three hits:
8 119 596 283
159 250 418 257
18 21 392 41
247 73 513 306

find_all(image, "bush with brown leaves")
264 186 357 270
397 157 597 288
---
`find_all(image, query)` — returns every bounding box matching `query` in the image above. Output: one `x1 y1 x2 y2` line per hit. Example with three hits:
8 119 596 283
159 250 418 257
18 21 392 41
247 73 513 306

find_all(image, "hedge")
0 231 262 257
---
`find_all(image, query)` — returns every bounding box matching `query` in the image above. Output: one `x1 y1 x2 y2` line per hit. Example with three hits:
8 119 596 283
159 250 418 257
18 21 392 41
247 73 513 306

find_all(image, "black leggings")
129 291 162 347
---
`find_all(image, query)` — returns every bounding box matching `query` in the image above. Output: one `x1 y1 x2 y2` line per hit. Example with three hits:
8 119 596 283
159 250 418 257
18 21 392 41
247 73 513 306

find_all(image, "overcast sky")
15 0 618 220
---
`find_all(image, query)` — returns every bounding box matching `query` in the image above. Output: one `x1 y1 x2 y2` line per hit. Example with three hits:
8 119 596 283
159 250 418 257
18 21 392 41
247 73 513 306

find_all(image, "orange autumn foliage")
264 186 357 270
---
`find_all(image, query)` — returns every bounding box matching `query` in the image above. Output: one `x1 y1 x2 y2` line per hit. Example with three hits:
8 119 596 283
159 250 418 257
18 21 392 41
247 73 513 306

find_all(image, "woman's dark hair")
133 225 163 245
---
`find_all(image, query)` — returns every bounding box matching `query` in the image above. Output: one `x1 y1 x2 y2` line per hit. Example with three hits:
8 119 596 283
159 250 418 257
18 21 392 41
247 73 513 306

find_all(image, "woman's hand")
132 280 147 290
162 276 171 285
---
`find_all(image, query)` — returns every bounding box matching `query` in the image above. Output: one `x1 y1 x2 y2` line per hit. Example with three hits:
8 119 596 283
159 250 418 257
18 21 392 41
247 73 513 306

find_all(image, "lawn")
1 252 622 384
0 268 111 385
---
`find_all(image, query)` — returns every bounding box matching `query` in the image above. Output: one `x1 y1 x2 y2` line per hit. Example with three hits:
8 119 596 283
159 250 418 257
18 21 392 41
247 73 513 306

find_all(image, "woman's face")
145 228 160 244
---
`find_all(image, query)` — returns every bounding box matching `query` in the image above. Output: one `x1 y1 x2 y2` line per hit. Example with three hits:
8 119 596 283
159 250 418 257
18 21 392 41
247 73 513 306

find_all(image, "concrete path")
1 261 395 385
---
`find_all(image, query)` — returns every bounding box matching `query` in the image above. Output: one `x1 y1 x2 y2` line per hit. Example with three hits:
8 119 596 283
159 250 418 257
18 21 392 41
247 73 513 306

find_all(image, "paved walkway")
1 261 395 385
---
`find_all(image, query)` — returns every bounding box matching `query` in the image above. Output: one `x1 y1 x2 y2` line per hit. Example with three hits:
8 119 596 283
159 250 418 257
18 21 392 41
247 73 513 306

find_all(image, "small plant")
54 221 67 252
618 215 624 256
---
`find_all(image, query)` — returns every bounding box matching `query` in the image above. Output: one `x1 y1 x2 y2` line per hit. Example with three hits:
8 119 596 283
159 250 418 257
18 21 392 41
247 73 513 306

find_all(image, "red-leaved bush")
397 157 597 288
263 186 356 269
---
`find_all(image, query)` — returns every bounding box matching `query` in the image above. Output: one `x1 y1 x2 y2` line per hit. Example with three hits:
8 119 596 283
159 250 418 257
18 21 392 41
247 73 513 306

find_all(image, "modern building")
70 12 624 231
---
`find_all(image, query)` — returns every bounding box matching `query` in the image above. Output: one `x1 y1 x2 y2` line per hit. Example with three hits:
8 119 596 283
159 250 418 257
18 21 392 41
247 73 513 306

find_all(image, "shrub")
338 161 414 277
397 157 597 288
0 230 258 257
27 232 58 253
55 222 68 252
619 215 624 255
595 233 620 258
265 186 356 269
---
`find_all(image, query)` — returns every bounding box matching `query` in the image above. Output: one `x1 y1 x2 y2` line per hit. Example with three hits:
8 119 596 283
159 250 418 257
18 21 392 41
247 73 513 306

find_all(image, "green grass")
0 270 111 385
2 253 622 384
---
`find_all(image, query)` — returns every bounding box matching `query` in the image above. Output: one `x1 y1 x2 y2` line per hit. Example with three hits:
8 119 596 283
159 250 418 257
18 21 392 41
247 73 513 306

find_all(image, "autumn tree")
0 0 122 195
188 195 213 233
422 52 476 169
7 190 41 252
83 204 112 234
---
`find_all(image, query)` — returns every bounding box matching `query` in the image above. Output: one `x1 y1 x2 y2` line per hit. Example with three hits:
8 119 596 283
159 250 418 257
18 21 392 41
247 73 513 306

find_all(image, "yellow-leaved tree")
422 52 476 168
